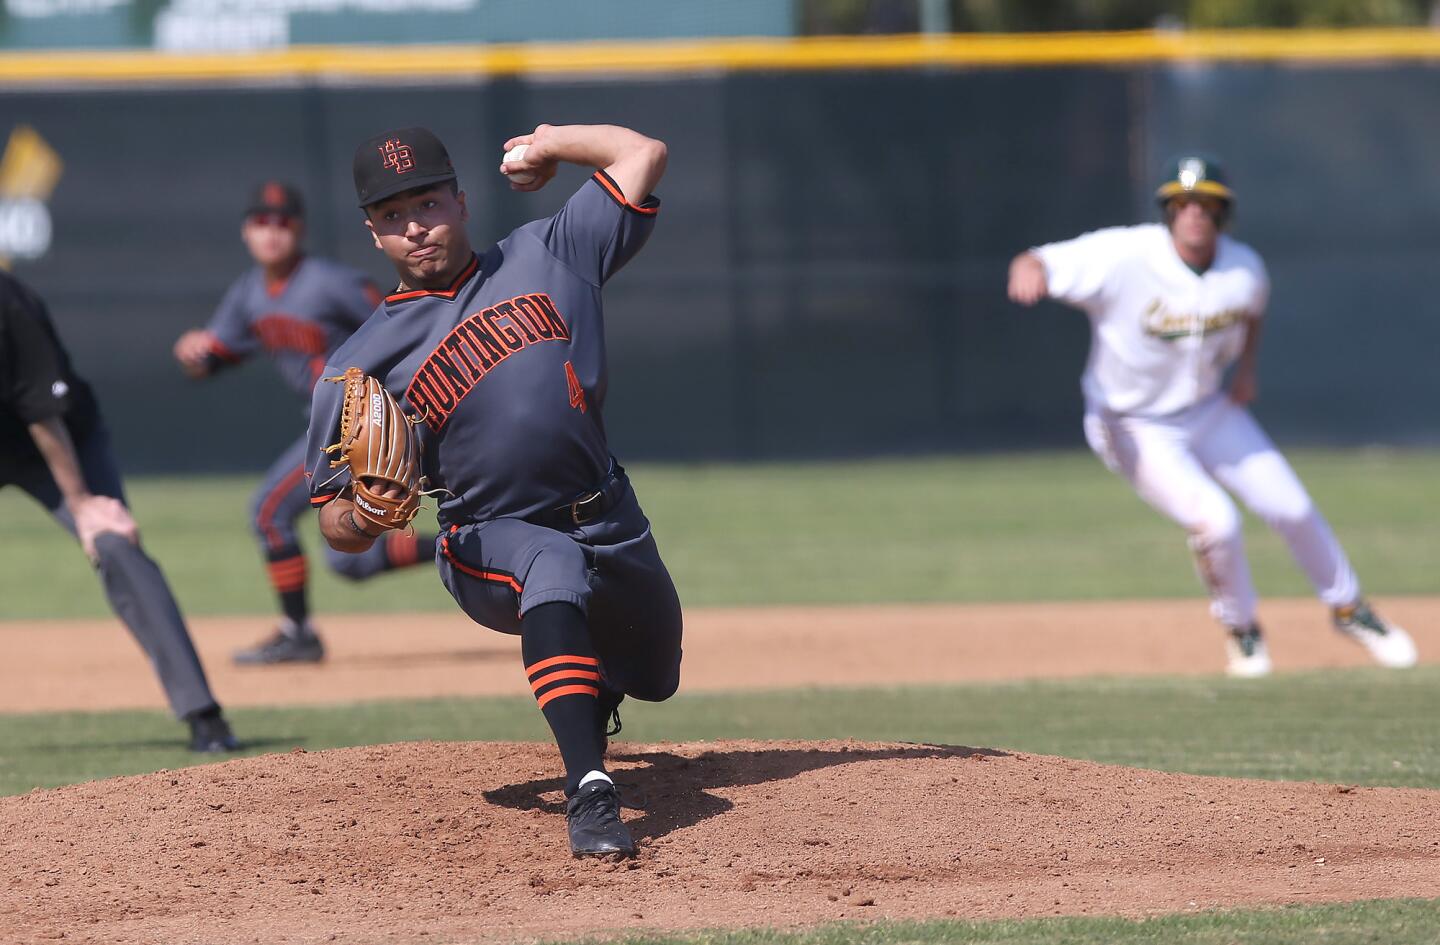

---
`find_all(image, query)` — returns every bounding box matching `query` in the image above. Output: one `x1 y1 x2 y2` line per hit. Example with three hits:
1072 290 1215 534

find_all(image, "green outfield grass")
4 666 1436 797
581 900 1440 945
4 449 1437 619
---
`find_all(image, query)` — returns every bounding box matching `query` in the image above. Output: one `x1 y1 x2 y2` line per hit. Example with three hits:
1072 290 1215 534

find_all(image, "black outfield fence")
2 59 1437 473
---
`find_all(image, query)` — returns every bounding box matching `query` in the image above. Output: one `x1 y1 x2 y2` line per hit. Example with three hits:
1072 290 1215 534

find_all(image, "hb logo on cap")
355 127 455 207
379 139 415 175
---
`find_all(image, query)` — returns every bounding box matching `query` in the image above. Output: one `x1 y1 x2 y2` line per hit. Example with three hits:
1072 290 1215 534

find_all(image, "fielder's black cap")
353 126 456 208
246 180 304 219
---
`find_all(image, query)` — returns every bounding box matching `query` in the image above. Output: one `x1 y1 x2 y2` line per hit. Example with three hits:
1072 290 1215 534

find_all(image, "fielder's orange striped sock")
266 554 307 594
265 552 310 625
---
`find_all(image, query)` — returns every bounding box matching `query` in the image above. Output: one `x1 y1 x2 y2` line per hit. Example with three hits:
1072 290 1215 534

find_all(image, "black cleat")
566 780 635 858
187 710 241 753
233 624 325 665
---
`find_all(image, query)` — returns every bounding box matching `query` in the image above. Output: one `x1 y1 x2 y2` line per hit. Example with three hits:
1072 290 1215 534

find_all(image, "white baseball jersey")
1033 224 1269 417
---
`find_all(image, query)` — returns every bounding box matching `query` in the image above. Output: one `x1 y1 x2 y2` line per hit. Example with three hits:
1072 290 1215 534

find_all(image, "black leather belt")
525 463 626 530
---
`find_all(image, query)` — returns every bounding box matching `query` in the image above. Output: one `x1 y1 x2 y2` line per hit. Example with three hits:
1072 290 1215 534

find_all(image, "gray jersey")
306 171 658 525
206 256 380 395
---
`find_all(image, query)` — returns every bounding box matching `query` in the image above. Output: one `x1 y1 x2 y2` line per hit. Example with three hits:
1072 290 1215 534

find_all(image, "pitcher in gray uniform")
174 182 436 665
2 270 238 752
307 124 680 858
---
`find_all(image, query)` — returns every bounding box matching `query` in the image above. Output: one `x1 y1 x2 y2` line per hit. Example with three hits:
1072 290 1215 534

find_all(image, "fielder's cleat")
187 710 241 753
1333 601 1418 668
1224 624 1272 678
233 622 325 665
566 780 636 858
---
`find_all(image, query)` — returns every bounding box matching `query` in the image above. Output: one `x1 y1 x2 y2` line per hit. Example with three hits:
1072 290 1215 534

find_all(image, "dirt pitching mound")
5 740 1439 945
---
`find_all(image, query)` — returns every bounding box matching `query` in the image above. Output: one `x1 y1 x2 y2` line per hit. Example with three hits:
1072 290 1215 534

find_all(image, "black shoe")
187 710 241 753
596 688 624 756
566 780 635 858
233 624 325 665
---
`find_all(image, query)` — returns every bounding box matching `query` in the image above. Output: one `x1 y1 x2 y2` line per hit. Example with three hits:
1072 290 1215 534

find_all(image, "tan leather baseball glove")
322 367 424 530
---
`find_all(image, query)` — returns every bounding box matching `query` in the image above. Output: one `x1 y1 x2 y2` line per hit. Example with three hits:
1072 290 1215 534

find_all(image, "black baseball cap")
353 126 457 208
246 181 304 219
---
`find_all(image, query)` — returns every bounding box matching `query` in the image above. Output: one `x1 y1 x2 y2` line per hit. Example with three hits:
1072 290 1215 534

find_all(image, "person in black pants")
1 269 238 752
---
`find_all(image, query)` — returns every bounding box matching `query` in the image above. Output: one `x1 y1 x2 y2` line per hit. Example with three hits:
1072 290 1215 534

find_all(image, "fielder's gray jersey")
206 256 380 395
306 171 658 525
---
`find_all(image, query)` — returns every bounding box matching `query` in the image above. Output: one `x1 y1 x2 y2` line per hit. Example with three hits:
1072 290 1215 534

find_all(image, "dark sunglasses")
248 212 296 228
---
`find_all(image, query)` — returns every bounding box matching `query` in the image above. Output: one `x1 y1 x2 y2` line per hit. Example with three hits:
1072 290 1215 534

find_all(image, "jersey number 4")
564 360 587 413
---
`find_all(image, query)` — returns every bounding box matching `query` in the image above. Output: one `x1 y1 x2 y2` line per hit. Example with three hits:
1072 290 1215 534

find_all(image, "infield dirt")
3 596 1437 712
6 739 1440 945
5 598 1438 944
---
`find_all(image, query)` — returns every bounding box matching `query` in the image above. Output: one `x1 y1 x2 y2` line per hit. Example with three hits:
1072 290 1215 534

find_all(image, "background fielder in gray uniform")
308 124 680 858
1 270 238 752
175 182 435 665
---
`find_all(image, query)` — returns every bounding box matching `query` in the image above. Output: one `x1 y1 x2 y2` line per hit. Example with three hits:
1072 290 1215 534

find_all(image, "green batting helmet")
1154 155 1235 207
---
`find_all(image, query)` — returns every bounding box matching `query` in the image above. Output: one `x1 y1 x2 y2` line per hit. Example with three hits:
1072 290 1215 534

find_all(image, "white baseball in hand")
503 145 537 185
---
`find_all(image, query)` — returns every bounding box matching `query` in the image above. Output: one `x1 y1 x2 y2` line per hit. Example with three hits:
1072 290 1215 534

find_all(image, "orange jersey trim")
310 491 341 507
440 535 523 594
536 684 601 709
592 170 658 216
208 338 243 363
385 255 480 303
256 465 307 550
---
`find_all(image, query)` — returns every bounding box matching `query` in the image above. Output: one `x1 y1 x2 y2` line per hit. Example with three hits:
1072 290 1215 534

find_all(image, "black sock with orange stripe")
266 549 309 627
521 601 605 797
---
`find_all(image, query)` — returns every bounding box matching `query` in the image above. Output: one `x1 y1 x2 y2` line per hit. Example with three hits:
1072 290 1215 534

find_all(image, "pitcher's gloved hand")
322 367 423 530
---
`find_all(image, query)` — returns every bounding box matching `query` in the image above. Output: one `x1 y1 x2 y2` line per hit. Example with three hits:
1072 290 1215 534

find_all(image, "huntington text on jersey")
405 293 571 432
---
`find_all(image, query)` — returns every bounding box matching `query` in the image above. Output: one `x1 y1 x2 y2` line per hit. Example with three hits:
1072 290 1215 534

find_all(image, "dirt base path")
5 739 1439 945
3 597 1437 713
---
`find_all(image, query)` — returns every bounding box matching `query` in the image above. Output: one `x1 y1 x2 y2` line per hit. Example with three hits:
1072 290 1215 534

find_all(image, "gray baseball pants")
7 422 219 719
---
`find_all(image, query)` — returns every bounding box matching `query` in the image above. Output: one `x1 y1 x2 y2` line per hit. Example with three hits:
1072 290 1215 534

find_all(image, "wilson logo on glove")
353 495 388 517
322 367 425 531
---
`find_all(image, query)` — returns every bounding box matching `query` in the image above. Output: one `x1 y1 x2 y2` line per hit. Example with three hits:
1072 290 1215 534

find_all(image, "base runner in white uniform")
1007 155 1417 677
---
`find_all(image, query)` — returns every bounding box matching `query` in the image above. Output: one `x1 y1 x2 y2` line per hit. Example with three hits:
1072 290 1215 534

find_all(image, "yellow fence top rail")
4 29 1440 84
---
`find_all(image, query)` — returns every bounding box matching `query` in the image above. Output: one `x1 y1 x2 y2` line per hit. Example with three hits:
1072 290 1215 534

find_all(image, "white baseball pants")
1084 393 1359 629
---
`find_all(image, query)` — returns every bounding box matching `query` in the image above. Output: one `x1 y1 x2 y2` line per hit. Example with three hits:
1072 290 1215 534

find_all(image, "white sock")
578 770 612 789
